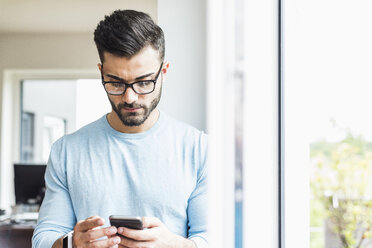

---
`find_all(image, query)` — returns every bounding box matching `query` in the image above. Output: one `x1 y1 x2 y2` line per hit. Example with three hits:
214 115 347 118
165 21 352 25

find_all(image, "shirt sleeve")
187 133 208 247
32 138 76 248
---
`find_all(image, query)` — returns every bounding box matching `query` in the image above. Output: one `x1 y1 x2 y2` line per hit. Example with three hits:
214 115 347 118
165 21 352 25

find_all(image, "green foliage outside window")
310 133 372 248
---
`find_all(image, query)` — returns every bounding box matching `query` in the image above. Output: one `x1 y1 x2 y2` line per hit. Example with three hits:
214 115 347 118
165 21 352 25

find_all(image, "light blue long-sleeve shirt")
32 112 208 247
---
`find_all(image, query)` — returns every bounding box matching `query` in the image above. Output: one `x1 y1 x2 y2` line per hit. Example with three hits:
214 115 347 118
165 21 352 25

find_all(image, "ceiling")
0 0 157 33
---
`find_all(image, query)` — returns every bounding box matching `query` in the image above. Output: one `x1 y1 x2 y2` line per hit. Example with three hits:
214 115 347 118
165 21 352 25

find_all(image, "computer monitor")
14 163 46 205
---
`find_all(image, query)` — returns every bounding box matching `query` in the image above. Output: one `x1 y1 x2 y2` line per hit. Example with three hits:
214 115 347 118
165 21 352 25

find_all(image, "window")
42 115 66 162
284 0 372 247
20 112 35 162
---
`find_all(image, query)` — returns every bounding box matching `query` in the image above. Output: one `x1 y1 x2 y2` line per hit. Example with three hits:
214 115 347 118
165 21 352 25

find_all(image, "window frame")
206 0 282 247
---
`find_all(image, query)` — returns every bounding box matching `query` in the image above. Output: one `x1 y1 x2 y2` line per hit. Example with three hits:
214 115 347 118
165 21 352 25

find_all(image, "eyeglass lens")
104 81 155 95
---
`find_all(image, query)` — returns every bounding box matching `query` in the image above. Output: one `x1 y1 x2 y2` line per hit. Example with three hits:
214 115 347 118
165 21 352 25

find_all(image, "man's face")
99 46 165 127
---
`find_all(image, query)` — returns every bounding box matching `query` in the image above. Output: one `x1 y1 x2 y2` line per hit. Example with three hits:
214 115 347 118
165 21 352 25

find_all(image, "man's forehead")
102 51 161 80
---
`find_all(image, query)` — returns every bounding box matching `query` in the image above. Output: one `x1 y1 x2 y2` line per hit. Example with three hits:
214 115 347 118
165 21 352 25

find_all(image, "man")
32 10 207 248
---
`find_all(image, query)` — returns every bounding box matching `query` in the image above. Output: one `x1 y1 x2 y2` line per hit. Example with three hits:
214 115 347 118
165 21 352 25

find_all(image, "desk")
0 223 34 248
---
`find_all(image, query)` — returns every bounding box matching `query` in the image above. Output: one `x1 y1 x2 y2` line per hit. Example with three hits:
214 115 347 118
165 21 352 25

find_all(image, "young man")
32 10 207 248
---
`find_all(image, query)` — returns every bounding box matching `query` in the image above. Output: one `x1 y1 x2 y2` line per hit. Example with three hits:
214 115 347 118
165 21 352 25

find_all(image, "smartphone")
109 215 144 230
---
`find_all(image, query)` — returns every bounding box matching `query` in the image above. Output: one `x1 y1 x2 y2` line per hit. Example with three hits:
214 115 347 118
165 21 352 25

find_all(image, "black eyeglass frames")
101 62 164 95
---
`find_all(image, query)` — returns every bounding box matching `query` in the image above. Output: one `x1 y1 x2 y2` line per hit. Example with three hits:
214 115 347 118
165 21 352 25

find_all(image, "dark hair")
94 10 165 63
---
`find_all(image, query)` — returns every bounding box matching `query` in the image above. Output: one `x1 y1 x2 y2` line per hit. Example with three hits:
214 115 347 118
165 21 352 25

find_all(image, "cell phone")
109 215 144 230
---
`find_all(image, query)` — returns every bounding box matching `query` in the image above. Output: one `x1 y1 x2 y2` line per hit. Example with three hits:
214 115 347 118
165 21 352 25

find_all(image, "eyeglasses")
101 62 163 95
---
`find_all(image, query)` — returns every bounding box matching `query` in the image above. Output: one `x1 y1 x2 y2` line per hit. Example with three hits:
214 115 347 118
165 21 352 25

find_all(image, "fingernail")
118 227 123 233
114 236 121 243
110 227 117 233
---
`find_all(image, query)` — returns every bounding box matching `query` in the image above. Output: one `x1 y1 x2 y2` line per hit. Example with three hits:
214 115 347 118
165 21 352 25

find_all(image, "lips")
123 107 141 112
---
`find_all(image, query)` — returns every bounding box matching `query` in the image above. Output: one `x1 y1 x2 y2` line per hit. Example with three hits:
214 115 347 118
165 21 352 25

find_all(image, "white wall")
75 79 111 129
157 0 206 131
0 0 158 33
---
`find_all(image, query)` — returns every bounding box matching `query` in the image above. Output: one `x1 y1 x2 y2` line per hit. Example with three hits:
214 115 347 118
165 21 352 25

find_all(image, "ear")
161 61 170 82
97 63 102 73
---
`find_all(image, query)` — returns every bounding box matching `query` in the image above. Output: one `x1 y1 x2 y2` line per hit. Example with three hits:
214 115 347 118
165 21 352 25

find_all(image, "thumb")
142 216 162 228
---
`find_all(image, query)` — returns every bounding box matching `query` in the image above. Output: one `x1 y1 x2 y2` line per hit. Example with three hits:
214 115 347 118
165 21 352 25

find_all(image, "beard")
109 87 162 127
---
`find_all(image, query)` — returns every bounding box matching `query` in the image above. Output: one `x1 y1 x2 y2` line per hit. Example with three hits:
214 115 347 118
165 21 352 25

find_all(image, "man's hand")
116 217 196 248
72 216 121 248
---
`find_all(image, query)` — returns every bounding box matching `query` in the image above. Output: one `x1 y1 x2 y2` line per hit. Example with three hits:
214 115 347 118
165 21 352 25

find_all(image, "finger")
75 216 105 232
87 216 100 220
80 226 117 242
117 227 154 241
107 236 120 248
118 245 130 248
118 235 151 247
141 216 162 228
84 235 121 248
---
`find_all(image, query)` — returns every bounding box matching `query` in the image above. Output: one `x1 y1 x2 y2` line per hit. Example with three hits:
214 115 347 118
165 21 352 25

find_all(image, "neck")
107 109 160 133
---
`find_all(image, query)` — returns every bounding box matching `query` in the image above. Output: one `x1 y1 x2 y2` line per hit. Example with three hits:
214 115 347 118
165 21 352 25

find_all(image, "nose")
122 86 138 104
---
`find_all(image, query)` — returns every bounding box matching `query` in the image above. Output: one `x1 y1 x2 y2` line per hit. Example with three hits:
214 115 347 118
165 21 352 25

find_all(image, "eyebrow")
106 72 155 82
